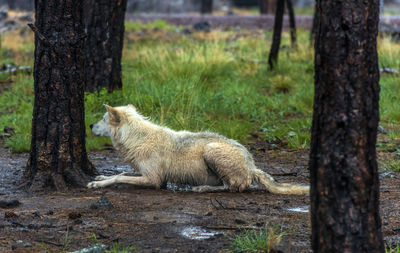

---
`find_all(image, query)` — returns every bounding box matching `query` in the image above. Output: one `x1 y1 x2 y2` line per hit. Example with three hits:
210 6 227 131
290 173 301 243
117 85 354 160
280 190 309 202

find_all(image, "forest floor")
0 140 399 253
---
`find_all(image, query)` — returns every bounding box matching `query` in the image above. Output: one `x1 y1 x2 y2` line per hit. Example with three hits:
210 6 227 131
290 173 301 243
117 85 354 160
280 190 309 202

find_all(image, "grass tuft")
230 224 286 253
386 242 400 253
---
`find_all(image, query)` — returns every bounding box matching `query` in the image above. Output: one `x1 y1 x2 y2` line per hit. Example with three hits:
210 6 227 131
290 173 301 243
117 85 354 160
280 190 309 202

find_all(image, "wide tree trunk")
310 0 384 252
24 0 96 191
310 3 319 44
83 0 127 92
268 0 285 69
201 0 213 14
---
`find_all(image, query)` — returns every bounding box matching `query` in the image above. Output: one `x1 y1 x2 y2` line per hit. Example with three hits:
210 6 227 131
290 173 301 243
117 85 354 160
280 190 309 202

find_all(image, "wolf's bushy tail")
251 169 309 195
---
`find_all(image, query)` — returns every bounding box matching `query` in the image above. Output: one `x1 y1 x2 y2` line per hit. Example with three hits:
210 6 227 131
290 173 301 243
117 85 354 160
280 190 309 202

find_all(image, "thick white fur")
88 105 309 195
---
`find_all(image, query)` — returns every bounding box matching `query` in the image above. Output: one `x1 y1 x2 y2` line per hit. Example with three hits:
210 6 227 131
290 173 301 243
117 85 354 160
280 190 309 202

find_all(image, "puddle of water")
287 206 309 213
181 226 221 240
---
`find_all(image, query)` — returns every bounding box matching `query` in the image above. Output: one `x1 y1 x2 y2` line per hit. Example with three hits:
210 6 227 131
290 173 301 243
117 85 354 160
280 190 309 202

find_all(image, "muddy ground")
0 140 399 253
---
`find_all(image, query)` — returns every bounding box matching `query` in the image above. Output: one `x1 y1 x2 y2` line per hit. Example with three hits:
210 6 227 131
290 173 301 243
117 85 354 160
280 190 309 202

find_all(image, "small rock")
268 144 278 150
5 211 18 218
92 193 113 209
378 125 388 134
74 219 83 224
204 211 213 216
180 28 192 35
234 218 246 225
68 211 81 220
0 199 21 208
379 67 399 75
46 210 54 215
32 211 41 218
256 221 265 227
70 243 108 253
193 21 211 32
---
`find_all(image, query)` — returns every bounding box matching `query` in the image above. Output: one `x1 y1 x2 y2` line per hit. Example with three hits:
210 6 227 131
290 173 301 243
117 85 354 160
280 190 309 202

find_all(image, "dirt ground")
0 140 399 253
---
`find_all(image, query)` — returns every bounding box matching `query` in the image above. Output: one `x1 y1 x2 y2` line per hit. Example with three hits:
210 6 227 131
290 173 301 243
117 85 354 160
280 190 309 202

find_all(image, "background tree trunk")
83 0 127 92
268 0 285 69
24 0 96 191
310 0 384 252
259 0 275 14
285 0 297 49
201 0 213 14
259 0 269 14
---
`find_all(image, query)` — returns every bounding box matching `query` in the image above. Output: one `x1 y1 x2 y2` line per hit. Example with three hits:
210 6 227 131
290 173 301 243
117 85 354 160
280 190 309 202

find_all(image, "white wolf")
88 105 309 195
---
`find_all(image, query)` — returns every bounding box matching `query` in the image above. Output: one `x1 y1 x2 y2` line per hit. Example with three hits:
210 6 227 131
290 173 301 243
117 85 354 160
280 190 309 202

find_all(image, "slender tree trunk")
24 0 96 191
201 0 213 14
83 0 127 92
259 0 269 14
310 0 384 252
285 0 297 49
268 0 285 69
259 0 275 14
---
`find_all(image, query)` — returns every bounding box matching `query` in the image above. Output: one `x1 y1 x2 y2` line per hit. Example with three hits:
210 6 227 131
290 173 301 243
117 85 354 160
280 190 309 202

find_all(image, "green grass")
386 242 400 253
1 21 400 154
105 242 139 253
230 225 286 253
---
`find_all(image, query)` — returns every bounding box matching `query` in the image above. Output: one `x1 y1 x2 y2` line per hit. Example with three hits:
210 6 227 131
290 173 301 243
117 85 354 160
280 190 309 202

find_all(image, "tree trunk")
259 0 269 14
310 3 319 45
201 0 213 14
310 0 384 252
268 0 285 69
83 0 127 92
24 0 97 191
285 0 297 49
259 0 275 14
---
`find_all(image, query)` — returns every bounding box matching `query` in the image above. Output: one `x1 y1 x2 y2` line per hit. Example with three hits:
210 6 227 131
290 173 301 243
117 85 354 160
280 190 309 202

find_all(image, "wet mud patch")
0 145 399 252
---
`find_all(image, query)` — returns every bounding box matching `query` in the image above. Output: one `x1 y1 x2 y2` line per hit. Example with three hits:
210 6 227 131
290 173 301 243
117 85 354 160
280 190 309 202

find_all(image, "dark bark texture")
201 0 213 14
83 0 127 92
268 0 284 69
24 0 96 191
310 3 319 44
310 0 384 252
285 0 297 48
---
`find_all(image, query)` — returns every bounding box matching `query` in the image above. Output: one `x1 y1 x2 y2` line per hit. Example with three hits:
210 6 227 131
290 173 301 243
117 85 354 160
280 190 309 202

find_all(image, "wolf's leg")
87 175 154 189
192 185 229 193
204 142 252 192
94 172 130 181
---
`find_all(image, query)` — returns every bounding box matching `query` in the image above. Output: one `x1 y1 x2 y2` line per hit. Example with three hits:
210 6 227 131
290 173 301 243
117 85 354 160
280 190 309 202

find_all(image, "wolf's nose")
90 124 94 129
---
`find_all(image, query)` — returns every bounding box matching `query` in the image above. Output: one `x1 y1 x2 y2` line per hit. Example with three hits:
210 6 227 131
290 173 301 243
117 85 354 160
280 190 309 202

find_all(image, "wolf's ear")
104 105 120 123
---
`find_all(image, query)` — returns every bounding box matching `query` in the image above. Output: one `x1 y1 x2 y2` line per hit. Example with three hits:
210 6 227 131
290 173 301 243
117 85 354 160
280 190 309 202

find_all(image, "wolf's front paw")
192 186 206 193
87 181 102 189
95 175 110 181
